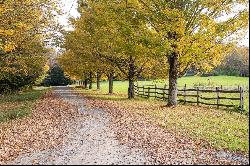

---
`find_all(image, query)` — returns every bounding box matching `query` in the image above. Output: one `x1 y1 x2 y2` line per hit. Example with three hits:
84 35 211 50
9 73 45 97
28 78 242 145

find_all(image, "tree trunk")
108 72 113 94
84 79 88 89
128 62 135 99
97 72 101 90
168 53 178 106
89 72 93 89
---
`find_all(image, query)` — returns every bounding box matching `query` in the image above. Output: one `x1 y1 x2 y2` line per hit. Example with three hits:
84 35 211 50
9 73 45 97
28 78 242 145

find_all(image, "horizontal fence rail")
134 84 245 112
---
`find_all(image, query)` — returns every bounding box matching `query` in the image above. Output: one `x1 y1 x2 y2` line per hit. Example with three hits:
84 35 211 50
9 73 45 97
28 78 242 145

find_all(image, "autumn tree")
59 2 128 94
0 36 51 93
137 0 249 106
61 0 248 103
58 50 89 88
59 25 114 90
0 0 61 93
74 0 163 99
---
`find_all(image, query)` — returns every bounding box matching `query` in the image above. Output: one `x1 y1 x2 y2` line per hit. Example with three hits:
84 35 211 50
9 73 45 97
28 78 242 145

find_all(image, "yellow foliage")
60 0 248 83
0 0 60 90
44 64 50 73
3 42 15 52
0 29 14 36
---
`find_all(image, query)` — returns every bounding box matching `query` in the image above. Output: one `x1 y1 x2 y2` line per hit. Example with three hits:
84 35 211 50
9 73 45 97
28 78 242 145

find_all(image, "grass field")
87 76 249 112
75 88 249 154
0 88 49 122
75 76 249 153
92 76 249 93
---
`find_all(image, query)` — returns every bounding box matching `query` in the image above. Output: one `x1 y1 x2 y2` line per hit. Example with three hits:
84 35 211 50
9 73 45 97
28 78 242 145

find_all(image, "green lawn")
0 88 49 122
75 86 249 153
90 76 249 94
87 76 249 112
175 75 248 88
140 75 249 88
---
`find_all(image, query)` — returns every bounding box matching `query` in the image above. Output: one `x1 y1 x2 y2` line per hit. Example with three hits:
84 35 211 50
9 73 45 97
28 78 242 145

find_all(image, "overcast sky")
58 0 249 47
57 0 80 30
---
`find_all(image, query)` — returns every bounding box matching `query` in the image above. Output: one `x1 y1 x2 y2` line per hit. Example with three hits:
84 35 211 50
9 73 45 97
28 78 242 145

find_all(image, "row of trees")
213 47 249 77
185 47 249 77
59 0 249 106
0 0 60 93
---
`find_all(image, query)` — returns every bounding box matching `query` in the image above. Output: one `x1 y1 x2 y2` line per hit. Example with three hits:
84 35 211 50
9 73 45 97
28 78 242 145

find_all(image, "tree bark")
108 72 113 94
84 79 88 89
89 72 93 89
168 53 178 106
97 72 101 90
128 62 135 99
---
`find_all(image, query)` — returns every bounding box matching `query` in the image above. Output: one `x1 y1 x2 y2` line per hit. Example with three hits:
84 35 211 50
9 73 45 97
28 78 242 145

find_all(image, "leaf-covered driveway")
1 87 248 165
3 87 152 165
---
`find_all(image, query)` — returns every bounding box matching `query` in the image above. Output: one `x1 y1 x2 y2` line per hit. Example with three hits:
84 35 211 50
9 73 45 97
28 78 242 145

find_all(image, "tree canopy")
58 0 248 105
0 0 60 93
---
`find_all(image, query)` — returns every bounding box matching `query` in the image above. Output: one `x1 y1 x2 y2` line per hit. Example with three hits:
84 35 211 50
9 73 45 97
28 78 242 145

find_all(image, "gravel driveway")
9 87 153 165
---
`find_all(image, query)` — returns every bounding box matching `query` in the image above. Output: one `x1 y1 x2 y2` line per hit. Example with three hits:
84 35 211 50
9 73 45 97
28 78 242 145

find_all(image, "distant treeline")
186 47 249 77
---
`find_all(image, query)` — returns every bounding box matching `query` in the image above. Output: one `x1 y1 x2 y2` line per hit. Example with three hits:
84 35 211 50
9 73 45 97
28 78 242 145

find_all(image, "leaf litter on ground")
80 92 249 165
0 92 80 164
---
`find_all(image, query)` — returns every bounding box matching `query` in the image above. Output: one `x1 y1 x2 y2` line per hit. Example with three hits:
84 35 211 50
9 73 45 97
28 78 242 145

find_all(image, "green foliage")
41 64 72 86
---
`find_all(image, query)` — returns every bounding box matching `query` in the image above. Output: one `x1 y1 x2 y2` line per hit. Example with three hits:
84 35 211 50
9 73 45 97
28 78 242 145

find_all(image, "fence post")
197 87 200 106
143 85 145 97
155 84 157 99
240 86 244 112
147 87 150 99
184 84 187 104
163 84 167 100
136 84 139 95
138 86 140 96
216 87 220 109
134 83 137 96
220 85 223 90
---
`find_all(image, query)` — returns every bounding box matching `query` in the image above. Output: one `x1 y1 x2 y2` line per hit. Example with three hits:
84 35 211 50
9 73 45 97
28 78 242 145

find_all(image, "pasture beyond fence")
134 83 245 112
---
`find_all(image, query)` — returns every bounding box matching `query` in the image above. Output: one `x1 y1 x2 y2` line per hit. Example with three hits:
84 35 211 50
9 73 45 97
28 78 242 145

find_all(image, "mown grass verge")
0 88 50 122
75 87 249 154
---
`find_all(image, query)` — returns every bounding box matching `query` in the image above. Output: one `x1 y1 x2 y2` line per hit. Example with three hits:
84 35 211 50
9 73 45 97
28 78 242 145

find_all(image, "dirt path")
9 87 153 165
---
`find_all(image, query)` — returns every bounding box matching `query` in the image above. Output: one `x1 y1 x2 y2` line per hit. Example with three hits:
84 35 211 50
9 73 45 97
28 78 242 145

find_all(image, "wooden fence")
134 84 245 112
73 80 84 86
